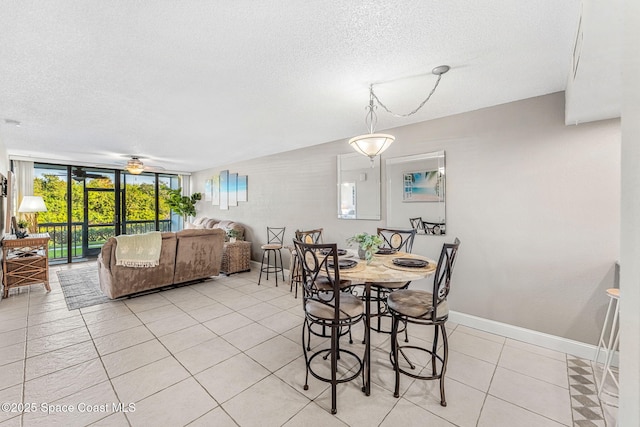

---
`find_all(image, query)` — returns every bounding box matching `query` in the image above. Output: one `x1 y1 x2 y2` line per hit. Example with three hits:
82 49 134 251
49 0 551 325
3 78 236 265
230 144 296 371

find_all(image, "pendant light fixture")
349 65 450 163
125 157 145 175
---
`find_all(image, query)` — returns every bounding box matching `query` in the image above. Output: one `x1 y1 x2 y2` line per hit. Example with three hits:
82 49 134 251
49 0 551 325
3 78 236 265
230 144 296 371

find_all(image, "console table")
2 233 51 298
221 240 251 275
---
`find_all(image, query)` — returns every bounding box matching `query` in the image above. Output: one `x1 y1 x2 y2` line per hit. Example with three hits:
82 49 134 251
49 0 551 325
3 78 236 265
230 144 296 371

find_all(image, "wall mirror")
337 153 381 220
386 150 446 234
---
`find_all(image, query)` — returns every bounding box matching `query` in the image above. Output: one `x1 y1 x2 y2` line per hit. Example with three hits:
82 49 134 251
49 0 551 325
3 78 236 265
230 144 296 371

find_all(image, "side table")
2 233 51 298
221 241 252 275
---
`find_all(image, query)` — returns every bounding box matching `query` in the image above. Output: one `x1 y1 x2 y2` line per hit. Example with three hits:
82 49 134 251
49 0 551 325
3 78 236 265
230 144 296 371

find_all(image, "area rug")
58 267 112 310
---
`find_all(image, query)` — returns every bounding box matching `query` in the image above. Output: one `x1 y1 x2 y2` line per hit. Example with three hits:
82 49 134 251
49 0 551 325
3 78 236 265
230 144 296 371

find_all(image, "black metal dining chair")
368 228 417 335
388 238 460 406
258 227 286 286
294 239 365 415
289 228 325 298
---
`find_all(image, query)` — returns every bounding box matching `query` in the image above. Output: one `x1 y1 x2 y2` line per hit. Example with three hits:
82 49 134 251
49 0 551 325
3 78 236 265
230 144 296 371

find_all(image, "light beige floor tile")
27 315 85 340
27 306 80 327
223 376 309 427
268 294 301 310
208 288 246 302
498 345 568 388
81 304 133 325
0 317 27 335
505 338 567 362
124 293 171 313
222 322 278 351
86 314 143 339
26 326 91 358
445 349 497 392
455 325 507 344
315 380 399 427
0 384 23 423
158 324 217 354
79 299 126 314
24 358 108 403
162 286 204 303
135 303 183 324
246 335 301 372
101 339 169 378
187 407 239 427
369 348 417 396
282 402 350 427
127 378 217 427
380 398 457 427
25 340 98 380
89 412 130 426
187 302 233 323
404 376 485 427
0 328 26 349
447 329 504 364
281 324 303 345
172 295 217 312
0 306 27 323
251 287 289 302
174 336 240 375
238 301 283 321
195 353 270 403
0 342 25 367
203 312 253 336
217 295 262 311
23 380 118 426
28 298 69 316
0 359 24 392
489 367 572 425
260 310 304 334
144 312 199 337
478 395 567 427
92 325 155 356
273 355 332 400
111 356 190 403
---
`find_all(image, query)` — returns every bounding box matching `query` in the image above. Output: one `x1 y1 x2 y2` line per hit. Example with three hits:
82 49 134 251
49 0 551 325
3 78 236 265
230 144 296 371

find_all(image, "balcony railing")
37 220 172 260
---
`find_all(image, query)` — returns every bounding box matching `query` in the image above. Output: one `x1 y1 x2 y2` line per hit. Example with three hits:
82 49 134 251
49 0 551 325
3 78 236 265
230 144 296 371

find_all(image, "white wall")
192 92 620 345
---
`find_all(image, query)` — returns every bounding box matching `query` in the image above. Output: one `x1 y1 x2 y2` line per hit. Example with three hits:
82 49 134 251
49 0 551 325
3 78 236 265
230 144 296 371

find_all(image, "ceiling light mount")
349 65 450 164
125 157 145 175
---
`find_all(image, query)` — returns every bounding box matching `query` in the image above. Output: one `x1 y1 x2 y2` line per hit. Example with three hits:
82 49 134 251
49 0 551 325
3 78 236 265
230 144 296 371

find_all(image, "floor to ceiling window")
33 163 180 263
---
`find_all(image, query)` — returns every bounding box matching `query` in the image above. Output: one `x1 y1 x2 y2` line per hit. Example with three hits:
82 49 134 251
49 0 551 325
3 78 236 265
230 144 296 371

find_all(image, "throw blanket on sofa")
115 232 162 267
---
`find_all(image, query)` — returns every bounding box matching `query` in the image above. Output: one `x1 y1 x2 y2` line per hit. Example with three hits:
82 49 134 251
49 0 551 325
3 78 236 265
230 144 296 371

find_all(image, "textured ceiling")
0 0 620 173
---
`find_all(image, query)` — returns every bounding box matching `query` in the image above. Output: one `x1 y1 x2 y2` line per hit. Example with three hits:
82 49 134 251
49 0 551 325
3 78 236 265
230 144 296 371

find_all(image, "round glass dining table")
338 252 436 395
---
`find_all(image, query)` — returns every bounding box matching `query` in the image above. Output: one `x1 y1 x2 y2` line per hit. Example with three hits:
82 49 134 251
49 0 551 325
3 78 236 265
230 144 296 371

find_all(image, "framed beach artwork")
212 175 220 205
219 170 229 210
228 173 238 207
204 179 213 202
237 175 248 202
402 169 444 202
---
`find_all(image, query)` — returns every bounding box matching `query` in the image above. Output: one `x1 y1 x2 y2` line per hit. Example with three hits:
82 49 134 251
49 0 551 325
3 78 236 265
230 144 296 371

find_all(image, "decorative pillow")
184 222 205 230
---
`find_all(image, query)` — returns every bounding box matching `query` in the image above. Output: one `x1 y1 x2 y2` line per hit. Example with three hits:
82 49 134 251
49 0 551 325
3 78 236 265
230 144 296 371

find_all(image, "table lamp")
18 196 47 234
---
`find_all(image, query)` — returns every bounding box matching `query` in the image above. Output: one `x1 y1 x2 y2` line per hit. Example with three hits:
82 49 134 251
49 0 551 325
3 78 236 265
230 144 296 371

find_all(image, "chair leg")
302 319 310 391
432 325 439 377
391 315 401 398
258 250 268 285
331 327 338 414
439 323 449 407
278 249 285 282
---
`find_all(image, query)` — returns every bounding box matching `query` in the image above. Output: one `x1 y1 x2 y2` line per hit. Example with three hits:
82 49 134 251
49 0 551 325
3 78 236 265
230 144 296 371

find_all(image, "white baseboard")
449 310 619 367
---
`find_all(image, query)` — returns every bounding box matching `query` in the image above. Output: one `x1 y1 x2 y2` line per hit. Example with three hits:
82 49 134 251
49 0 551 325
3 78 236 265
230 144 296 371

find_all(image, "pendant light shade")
348 133 395 160
125 157 145 175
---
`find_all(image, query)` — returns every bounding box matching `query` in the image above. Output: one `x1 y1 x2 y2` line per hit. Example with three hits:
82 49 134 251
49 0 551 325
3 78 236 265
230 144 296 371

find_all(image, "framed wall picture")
212 175 220 205
204 179 213 202
219 170 229 210
237 175 248 202
228 173 238 207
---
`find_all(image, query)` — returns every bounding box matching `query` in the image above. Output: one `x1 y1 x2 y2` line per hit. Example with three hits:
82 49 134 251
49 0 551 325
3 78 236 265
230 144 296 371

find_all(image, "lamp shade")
348 133 395 160
125 157 145 175
18 196 47 213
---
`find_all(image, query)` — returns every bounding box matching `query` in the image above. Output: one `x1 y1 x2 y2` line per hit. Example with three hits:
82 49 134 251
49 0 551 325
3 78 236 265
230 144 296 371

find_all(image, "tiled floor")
0 262 619 426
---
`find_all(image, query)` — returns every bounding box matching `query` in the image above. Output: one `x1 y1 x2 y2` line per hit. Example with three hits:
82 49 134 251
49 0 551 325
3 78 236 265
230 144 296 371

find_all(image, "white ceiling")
0 0 621 173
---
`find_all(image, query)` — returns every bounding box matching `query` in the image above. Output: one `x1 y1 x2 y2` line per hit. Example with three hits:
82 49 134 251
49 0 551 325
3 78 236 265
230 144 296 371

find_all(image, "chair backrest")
431 238 461 319
266 227 286 245
377 228 417 253
409 217 424 232
295 228 324 244
293 239 343 316
423 221 445 236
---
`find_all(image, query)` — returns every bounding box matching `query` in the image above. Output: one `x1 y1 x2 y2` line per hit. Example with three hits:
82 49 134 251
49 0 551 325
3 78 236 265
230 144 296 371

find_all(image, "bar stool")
258 227 286 286
594 288 620 398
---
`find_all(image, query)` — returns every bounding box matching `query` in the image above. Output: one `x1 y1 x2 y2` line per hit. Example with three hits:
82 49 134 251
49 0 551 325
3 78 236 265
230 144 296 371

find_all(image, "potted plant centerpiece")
347 232 383 263
227 229 241 243
167 188 202 227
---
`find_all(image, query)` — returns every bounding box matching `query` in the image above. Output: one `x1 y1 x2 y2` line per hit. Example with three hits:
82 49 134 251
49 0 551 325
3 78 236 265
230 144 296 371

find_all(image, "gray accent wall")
192 92 620 345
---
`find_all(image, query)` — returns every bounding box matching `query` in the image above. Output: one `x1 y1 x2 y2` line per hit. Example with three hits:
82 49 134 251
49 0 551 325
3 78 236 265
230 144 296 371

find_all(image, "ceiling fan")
72 167 108 181
120 156 165 175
